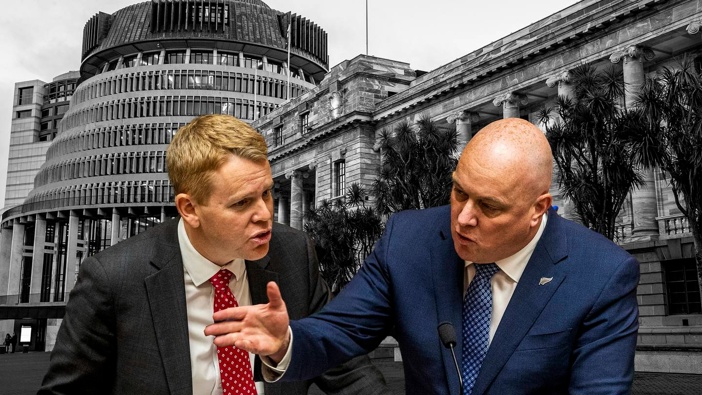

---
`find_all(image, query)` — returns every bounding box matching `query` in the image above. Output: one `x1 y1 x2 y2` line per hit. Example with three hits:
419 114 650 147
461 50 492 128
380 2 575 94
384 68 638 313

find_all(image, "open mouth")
251 229 272 244
455 231 475 244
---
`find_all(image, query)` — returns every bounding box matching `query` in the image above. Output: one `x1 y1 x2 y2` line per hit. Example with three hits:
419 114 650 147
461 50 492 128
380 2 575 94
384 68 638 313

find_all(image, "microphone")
438 321 463 394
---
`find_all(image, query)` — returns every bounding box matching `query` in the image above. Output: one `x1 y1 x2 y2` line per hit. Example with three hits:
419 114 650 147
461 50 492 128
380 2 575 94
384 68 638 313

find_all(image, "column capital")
286 170 309 179
446 110 479 124
545 71 571 88
609 45 655 64
493 92 527 108
687 21 702 35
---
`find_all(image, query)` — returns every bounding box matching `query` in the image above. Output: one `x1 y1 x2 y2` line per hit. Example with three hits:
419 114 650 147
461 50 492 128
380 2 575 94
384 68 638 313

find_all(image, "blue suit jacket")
286 206 640 394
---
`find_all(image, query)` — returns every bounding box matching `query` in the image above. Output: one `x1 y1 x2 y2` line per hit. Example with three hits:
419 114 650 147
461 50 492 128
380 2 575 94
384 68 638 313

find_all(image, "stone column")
447 110 477 152
545 71 576 222
493 92 526 119
301 190 309 230
30 215 47 302
0 226 13 299
287 170 304 230
64 211 80 294
611 46 658 239
158 49 166 65
546 71 574 101
276 193 289 225
7 220 25 301
111 208 121 246
310 163 319 211
610 46 653 108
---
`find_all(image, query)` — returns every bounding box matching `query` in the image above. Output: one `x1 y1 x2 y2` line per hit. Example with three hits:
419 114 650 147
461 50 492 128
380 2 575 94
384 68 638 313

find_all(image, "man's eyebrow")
481 197 506 207
450 177 506 207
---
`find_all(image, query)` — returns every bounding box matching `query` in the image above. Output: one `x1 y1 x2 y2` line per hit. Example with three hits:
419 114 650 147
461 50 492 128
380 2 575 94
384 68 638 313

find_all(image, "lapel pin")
539 277 553 286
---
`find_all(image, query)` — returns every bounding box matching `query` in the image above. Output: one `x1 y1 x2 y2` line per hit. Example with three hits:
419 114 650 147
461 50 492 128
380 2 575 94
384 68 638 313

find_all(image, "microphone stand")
438 321 464 394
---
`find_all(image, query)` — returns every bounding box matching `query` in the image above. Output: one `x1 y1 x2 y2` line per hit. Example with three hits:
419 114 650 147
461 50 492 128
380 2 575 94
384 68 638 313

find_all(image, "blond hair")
166 114 268 203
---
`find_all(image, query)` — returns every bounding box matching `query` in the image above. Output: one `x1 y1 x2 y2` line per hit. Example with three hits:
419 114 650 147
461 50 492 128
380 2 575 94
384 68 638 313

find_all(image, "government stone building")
2 0 701 373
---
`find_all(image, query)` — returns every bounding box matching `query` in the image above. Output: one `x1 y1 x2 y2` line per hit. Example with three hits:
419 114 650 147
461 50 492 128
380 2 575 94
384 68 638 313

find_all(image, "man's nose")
457 201 478 227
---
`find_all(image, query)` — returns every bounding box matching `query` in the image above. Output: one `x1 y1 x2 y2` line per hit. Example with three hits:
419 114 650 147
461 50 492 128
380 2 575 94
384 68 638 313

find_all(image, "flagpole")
365 0 368 55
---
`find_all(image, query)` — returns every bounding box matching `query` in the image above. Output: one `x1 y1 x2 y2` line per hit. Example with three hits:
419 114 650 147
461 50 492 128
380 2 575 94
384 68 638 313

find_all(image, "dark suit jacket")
285 206 640 395
39 219 388 395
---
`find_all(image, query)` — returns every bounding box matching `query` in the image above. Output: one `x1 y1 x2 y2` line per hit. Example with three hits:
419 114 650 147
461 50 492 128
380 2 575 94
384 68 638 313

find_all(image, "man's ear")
175 193 200 229
532 193 553 225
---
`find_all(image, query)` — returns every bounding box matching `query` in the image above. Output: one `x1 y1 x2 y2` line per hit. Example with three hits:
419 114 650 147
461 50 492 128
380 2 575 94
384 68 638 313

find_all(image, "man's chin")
245 244 270 261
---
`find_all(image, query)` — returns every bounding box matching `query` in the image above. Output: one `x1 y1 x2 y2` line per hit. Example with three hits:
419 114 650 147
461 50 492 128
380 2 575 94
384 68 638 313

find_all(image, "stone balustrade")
658 215 692 240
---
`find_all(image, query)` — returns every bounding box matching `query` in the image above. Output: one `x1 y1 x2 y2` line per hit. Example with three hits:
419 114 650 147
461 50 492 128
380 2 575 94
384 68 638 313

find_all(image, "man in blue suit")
207 117 640 394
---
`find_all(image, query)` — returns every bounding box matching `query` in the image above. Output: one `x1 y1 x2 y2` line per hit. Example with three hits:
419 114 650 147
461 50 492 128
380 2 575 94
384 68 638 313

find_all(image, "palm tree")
371 115 458 215
538 64 645 240
304 184 383 293
634 57 702 300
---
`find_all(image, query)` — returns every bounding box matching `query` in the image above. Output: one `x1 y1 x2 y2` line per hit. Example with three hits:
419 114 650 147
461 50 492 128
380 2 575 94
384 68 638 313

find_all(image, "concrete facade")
252 0 702 374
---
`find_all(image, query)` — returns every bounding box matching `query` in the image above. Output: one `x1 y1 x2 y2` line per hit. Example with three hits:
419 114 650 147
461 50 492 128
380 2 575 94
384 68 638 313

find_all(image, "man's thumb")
266 281 284 309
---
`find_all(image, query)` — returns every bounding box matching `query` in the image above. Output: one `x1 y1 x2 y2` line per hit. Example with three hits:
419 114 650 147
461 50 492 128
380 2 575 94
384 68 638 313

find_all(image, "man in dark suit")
207 118 640 394
38 114 389 395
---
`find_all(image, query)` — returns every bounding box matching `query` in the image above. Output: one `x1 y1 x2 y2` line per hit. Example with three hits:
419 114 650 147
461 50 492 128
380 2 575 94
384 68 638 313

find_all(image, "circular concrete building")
0 0 327 349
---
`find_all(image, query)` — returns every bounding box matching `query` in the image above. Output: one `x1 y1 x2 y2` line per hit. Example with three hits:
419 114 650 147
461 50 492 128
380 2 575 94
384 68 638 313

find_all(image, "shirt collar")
466 213 548 283
177 218 247 287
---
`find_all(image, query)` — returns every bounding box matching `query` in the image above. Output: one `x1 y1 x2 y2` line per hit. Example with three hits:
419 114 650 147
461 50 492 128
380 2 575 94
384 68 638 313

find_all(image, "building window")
273 125 283 146
266 60 282 74
665 258 702 315
18 86 33 105
244 56 262 69
141 52 160 66
300 112 310 134
56 104 69 115
166 51 187 64
194 3 229 24
190 51 212 64
40 253 53 303
123 55 138 68
220 51 238 66
334 160 346 197
16 110 31 119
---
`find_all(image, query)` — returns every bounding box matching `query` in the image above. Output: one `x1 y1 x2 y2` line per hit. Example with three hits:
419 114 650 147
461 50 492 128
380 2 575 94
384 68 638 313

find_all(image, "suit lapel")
246 255 279 305
472 211 568 394
432 221 465 395
144 221 193 395
245 254 280 389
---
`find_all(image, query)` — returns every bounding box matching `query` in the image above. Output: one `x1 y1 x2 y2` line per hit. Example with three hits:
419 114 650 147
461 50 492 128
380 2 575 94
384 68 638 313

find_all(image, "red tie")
209 269 258 395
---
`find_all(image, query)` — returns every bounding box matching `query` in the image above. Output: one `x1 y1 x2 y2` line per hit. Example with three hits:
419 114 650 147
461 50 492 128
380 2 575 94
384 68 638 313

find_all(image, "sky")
0 0 579 208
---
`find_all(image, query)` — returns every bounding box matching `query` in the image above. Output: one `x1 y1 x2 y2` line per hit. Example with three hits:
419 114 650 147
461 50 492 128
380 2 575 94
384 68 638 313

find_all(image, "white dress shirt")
464 213 547 344
177 219 266 395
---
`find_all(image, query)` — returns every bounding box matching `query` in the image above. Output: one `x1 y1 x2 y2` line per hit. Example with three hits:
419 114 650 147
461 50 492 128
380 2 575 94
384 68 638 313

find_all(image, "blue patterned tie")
461 263 500 394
